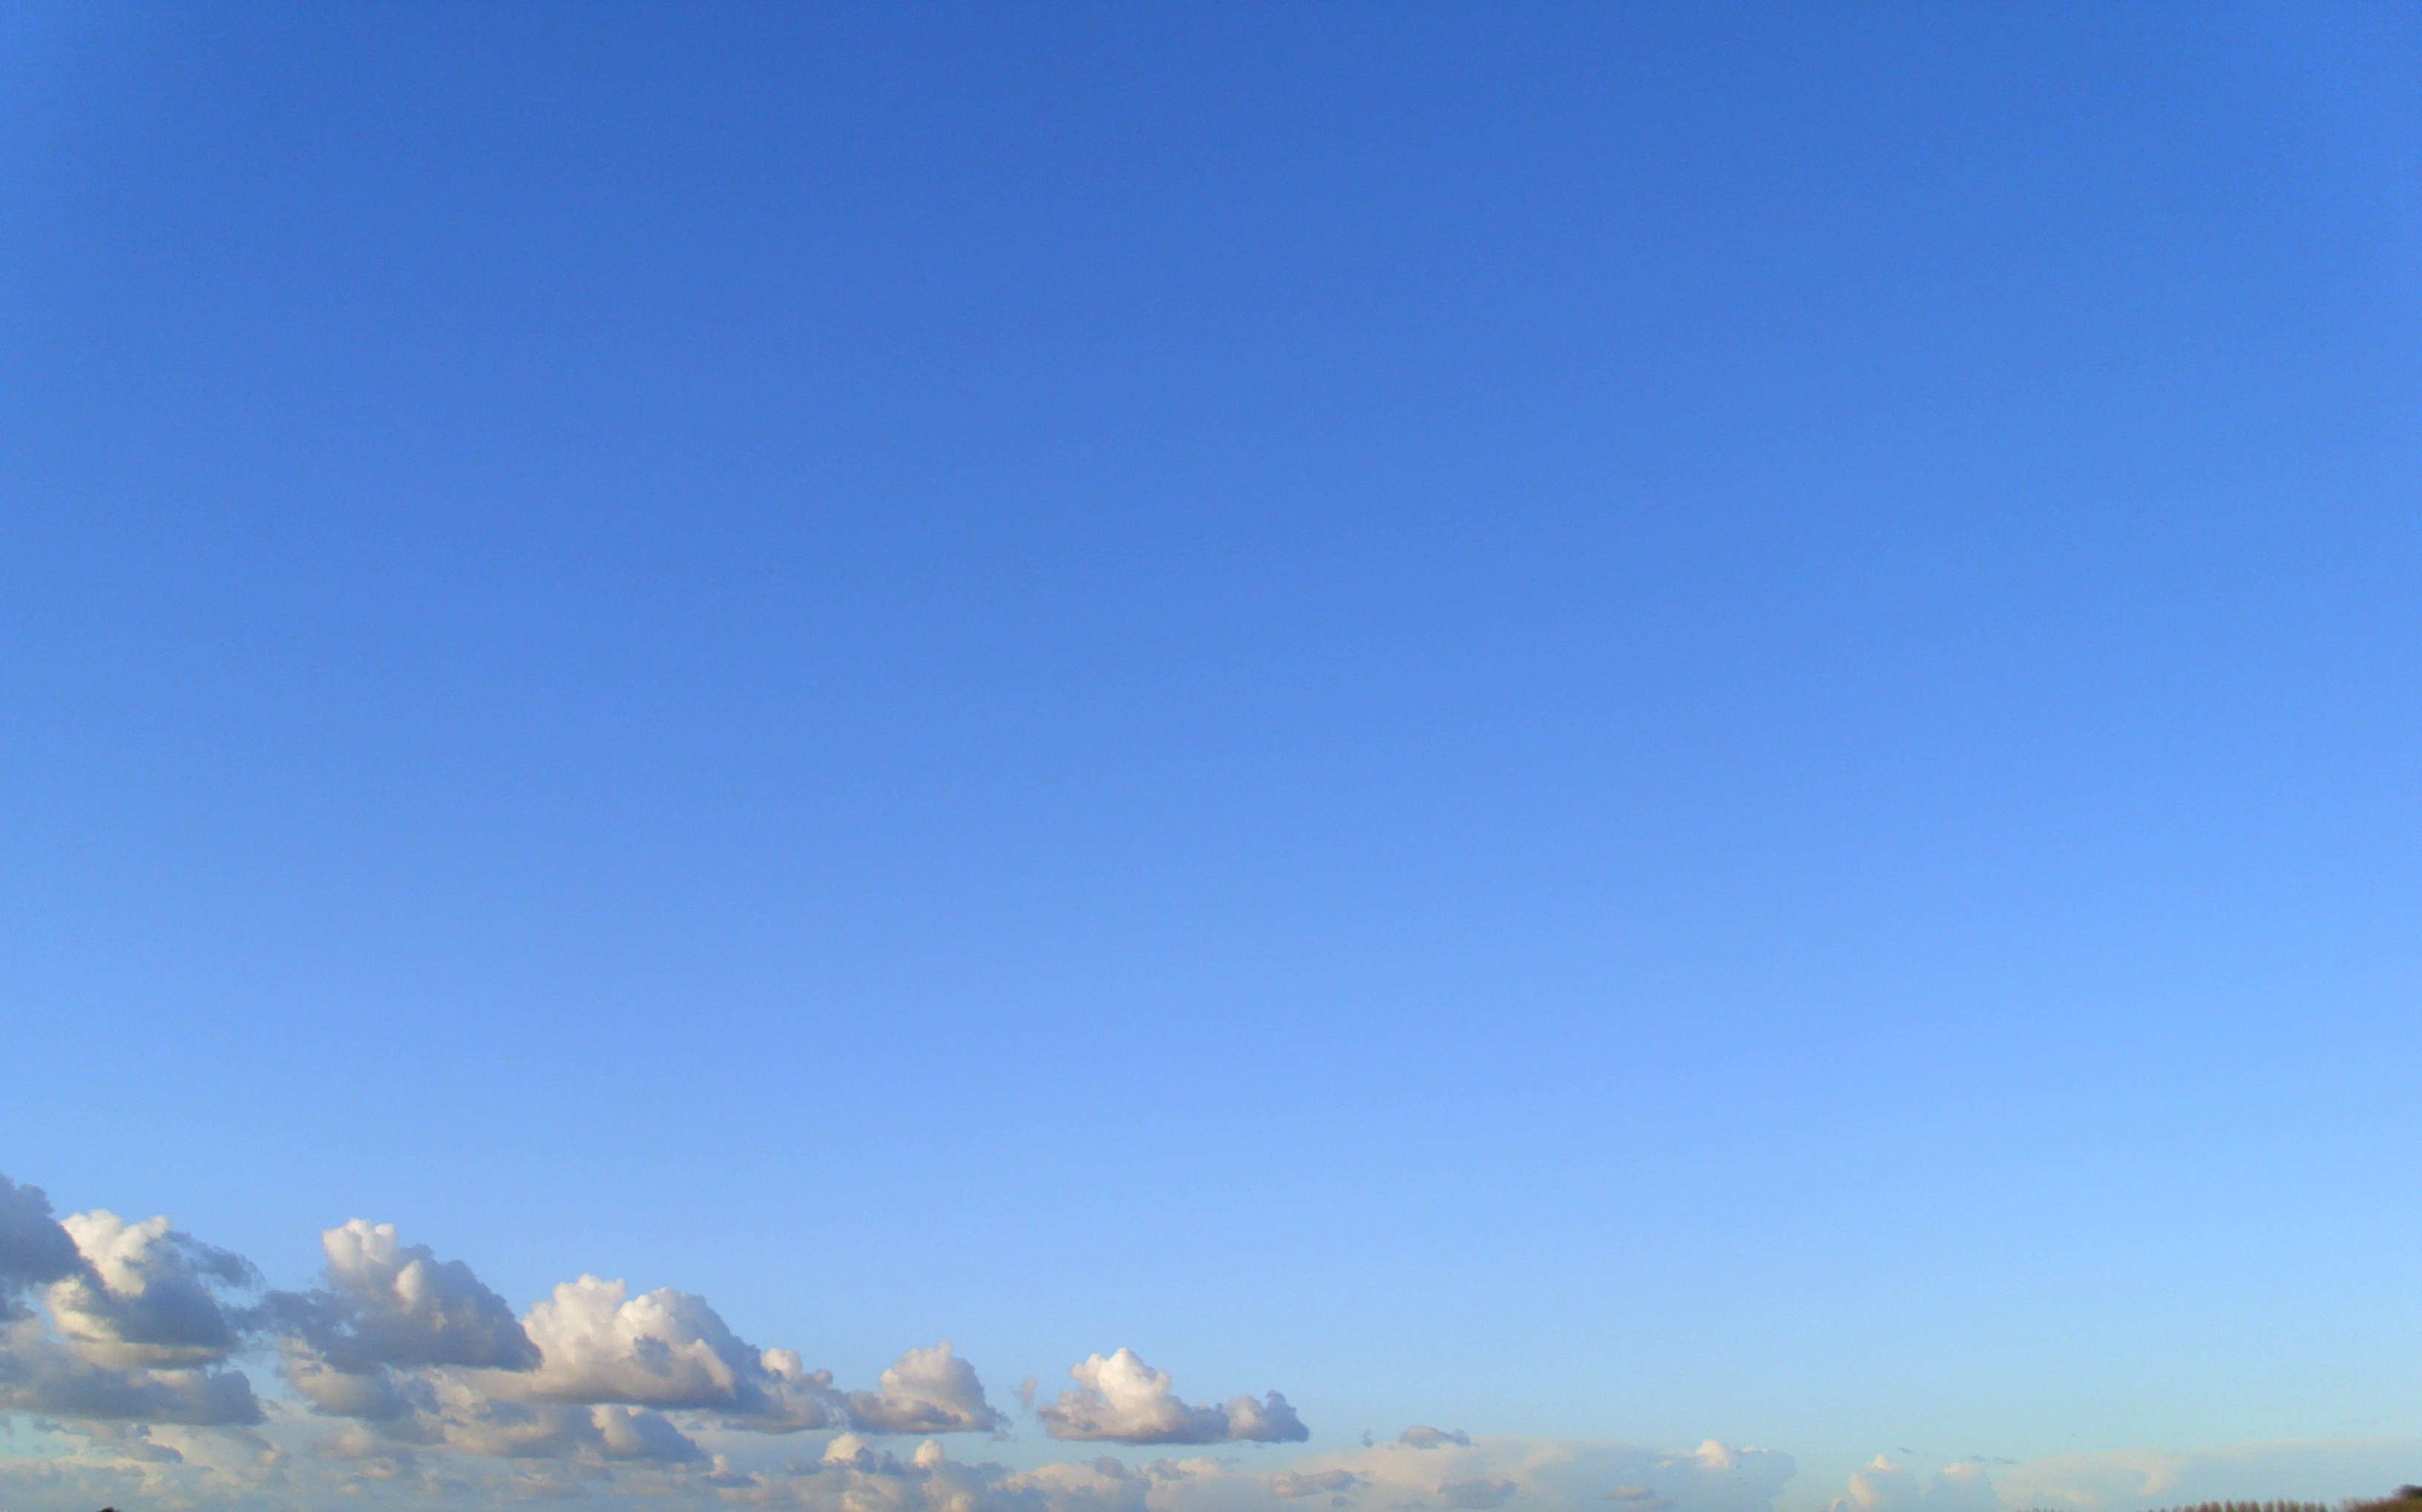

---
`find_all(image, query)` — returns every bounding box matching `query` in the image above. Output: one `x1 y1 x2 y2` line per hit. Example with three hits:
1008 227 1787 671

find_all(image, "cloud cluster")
0 1168 1330 1511
261 1245 1006 1465
1040 1348 1308 1445
0 1177 263 1428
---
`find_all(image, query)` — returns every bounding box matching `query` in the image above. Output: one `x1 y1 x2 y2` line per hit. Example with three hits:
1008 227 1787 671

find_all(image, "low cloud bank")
0 1414 1815 1512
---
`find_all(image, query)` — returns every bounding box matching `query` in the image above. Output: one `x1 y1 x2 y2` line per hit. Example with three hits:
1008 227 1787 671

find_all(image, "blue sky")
2 5 2419 1511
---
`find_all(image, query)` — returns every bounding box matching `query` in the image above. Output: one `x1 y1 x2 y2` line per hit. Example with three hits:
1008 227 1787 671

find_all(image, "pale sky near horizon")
3 6 2420 1512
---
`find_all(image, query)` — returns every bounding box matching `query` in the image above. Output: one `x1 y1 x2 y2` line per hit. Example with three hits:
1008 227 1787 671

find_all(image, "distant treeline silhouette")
2136 1489 2422 1512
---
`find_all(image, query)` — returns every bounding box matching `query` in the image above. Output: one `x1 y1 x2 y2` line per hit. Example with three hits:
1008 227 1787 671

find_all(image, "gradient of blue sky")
2 3 2419 1508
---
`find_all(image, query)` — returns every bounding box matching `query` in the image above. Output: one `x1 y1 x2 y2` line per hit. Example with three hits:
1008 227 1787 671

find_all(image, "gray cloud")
0 1176 84 1313
1402 1427 1474 1450
1040 1348 1307 1445
0 1319 263 1426
1441 1477 1518 1509
1275 1469 1370 1498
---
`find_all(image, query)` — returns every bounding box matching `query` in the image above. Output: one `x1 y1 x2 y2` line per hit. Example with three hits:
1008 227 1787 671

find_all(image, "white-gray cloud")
477 1273 841 1430
43 1210 256 1369
1040 1348 1308 1445
264 1219 540 1375
0 1316 263 1426
0 1189 265 1428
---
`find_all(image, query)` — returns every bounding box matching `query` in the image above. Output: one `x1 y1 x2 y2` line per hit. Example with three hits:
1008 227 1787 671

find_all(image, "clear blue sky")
2 5 2418 1510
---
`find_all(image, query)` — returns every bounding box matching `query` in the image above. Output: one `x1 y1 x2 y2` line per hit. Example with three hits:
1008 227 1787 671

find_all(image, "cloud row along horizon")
6 1171 2418 1512
0 1171 1304 1461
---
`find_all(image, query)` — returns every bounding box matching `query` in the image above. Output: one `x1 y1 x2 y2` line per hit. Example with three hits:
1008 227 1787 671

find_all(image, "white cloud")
1039 1348 1308 1444
481 1273 842 1430
848 1338 1005 1433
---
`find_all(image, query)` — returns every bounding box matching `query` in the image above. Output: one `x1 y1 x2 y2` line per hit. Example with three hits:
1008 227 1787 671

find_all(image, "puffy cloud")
849 1338 1005 1433
485 1273 841 1430
1039 1348 1308 1445
1443 1476 1520 1508
265 1220 539 1375
45 1210 256 1368
1403 1427 1474 1450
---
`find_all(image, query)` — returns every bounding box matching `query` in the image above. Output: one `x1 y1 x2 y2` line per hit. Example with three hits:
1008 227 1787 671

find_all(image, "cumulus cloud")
265 1219 539 1375
848 1339 1004 1433
244 1224 1004 1458
1040 1348 1308 1445
0 1186 266 1429
484 1273 841 1430
1443 1476 1520 1508
45 1209 257 1368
